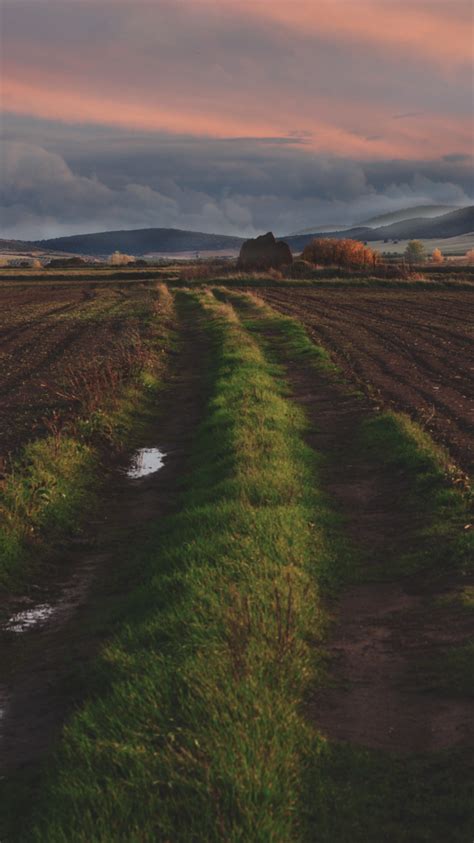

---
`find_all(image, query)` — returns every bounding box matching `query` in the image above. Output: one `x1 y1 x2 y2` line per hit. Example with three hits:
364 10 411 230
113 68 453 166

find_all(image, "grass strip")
170 275 474 291
0 284 174 590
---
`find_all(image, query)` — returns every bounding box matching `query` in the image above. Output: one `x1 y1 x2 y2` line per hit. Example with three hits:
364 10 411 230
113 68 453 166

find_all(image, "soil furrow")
259 289 474 473
270 290 473 347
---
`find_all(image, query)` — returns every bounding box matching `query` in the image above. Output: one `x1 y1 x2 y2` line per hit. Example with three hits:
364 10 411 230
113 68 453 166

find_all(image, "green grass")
170 273 474 290
211 287 338 372
0 436 97 588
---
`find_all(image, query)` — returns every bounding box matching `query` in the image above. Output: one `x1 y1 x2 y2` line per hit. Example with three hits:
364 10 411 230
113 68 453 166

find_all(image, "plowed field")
258 288 474 474
0 285 158 460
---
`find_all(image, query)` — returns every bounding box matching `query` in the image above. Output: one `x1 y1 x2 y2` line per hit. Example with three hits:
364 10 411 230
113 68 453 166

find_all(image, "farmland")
0 276 472 842
0 284 163 460
259 287 474 475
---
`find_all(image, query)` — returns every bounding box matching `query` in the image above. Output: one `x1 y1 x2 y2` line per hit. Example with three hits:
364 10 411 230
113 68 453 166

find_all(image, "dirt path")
234 300 473 754
0 301 209 777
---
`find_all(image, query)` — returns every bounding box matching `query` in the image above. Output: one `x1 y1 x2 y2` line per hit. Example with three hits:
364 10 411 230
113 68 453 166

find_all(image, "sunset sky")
1 0 473 239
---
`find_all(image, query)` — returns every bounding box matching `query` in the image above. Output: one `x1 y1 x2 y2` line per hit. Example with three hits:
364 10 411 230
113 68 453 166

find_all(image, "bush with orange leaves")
465 249 474 265
431 248 444 264
301 237 378 268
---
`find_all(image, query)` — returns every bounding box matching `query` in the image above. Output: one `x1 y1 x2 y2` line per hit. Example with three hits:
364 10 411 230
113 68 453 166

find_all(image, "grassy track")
217 288 473 842
3 289 342 841
0 285 174 589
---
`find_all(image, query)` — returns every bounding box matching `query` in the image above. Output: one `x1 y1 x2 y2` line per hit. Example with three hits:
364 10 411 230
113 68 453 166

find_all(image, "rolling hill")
1 206 472 259
31 228 244 256
290 204 460 235
285 206 474 251
359 204 460 227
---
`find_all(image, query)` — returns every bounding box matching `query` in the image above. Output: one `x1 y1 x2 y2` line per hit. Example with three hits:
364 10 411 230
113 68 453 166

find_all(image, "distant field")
258 287 474 474
368 232 474 256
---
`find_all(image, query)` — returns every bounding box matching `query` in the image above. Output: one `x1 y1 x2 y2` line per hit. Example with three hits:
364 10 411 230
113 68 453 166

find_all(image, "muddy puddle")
1 556 100 638
126 447 165 479
5 603 55 633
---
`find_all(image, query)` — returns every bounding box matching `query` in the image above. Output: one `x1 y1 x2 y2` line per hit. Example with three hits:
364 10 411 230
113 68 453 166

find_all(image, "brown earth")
0 305 209 776
258 287 474 475
0 284 160 460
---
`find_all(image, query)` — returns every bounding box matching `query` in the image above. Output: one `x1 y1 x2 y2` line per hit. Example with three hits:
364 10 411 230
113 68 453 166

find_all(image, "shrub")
465 249 474 265
302 237 378 268
405 240 426 264
109 251 135 266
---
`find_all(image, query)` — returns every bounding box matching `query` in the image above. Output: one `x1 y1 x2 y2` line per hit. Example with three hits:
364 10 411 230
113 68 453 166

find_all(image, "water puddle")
126 447 165 479
5 603 55 633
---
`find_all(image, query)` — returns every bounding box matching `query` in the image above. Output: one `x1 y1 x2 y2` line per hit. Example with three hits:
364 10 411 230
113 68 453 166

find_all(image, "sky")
1 0 473 240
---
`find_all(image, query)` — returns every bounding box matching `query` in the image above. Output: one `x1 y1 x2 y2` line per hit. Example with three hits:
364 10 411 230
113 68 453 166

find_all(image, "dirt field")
0 284 159 460
368 232 474 257
258 287 474 474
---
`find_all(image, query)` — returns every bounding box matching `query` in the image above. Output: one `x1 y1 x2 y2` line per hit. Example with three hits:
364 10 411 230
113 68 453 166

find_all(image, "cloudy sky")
1 0 473 240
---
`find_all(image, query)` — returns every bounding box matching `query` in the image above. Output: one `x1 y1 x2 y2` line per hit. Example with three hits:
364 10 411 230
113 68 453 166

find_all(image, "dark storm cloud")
1 117 472 240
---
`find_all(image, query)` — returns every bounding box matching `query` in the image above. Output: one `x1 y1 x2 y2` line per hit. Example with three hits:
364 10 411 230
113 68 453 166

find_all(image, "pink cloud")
2 1 471 160
4 66 471 162
191 0 472 67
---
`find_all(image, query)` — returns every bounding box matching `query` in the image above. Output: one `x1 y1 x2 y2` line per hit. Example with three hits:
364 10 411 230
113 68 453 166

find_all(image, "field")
0 284 161 460
0 275 472 842
258 287 474 475
368 232 474 256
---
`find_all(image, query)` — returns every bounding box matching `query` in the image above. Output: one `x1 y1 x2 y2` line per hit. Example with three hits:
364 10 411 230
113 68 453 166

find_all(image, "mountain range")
285 206 474 252
358 204 460 227
290 204 459 235
1 206 473 257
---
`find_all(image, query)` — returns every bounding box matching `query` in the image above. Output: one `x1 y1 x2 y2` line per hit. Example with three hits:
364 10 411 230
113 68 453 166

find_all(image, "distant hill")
289 223 353 236
1 206 472 260
289 205 460 237
0 238 39 253
359 204 460 228
285 206 474 251
367 206 474 240
32 228 245 256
